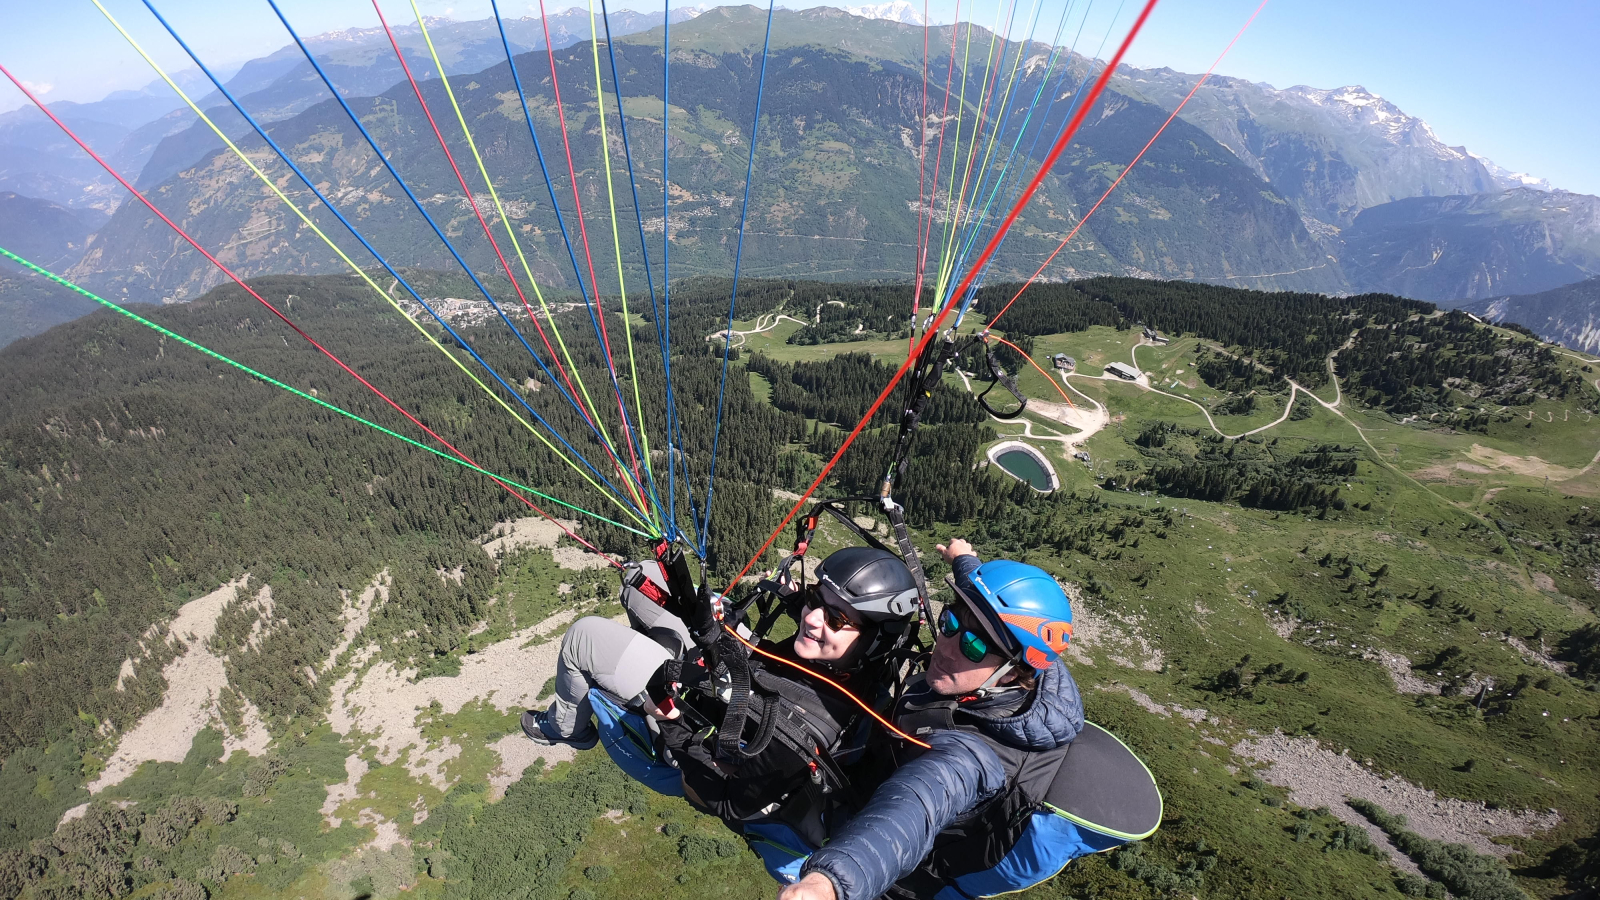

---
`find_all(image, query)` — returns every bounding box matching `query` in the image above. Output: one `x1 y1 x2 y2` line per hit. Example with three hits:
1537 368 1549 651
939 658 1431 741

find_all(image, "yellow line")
405 0 655 522
938 4 1006 300
588 0 657 515
92 0 653 532
932 20 979 304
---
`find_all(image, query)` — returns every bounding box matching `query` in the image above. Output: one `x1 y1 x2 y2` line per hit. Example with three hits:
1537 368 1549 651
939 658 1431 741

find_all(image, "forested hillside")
3 270 1599 900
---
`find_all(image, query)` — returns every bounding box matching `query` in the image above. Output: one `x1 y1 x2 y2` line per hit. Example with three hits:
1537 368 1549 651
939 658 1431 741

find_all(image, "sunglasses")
938 606 993 664
803 590 858 632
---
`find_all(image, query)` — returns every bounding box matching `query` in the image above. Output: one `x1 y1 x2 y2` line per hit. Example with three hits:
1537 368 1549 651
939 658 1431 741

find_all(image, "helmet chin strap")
972 659 1020 698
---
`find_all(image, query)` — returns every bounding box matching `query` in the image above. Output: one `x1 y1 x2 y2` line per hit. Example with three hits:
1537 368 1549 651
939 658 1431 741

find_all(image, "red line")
914 10 965 329
987 0 1271 328
723 0 1161 595
0 63 621 569
950 0 1019 242
370 0 649 514
910 0 930 357
534 0 646 489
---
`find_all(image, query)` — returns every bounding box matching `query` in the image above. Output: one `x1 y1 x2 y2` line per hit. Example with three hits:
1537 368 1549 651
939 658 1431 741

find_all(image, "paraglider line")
0 67 643 553
581 0 658 519
265 0 656 520
128 0 610 471
601 0 674 537
0 246 649 544
988 0 1270 329
533 0 651 492
989 335 1075 408
943 0 1057 311
913 5 965 336
910 0 931 355
948 0 1104 322
700 0 777 555
661 0 699 550
376 0 654 517
724 0 1162 594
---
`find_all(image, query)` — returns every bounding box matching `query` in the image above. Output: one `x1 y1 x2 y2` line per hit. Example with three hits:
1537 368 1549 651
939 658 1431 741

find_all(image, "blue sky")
3 0 1596 194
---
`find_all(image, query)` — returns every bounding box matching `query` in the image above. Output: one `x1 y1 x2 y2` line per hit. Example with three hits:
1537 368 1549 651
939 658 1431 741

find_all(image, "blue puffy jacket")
800 556 1085 900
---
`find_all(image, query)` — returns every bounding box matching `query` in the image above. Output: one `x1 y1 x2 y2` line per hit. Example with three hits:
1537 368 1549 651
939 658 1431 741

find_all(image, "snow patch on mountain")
1471 153 1559 193
841 1 927 25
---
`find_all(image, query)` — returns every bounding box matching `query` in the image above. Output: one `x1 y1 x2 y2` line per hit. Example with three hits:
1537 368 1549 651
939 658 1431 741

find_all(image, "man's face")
926 602 1005 695
792 594 863 662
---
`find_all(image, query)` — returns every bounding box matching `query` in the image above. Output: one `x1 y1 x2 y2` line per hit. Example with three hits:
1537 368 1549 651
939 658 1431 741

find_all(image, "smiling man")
778 538 1103 900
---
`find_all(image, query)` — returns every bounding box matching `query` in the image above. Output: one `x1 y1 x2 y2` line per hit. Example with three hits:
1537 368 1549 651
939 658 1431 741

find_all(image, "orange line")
990 335 1075 409
722 622 932 750
988 0 1273 328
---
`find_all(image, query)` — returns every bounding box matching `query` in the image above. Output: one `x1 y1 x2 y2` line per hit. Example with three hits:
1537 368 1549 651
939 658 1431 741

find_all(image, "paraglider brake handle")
976 338 1028 419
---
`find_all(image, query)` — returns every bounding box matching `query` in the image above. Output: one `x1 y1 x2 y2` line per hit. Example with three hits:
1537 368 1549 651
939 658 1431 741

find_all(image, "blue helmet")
956 560 1074 671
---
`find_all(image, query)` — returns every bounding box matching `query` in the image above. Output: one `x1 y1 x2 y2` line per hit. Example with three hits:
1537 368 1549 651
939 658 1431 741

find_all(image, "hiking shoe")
522 709 598 750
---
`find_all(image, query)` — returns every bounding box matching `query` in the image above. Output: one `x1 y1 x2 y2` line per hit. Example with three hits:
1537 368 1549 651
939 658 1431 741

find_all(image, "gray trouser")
544 576 691 739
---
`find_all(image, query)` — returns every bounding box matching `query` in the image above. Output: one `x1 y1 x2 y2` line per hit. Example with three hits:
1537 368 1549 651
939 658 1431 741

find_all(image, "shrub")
678 833 745 865
157 878 208 900
242 754 289 798
1349 799 1524 900
142 799 203 851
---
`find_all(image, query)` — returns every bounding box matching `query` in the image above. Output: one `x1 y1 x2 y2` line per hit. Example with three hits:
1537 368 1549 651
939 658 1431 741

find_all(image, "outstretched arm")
790 730 1007 900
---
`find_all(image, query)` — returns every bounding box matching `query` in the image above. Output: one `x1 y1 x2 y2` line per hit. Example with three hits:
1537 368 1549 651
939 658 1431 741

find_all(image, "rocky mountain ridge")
1 6 1593 332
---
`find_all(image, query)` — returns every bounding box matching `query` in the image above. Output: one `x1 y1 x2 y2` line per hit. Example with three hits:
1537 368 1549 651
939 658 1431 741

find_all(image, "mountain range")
1 4 1596 342
1460 276 1600 354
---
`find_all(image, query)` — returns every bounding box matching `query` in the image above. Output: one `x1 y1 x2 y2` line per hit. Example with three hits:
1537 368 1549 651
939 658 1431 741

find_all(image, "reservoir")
995 448 1055 491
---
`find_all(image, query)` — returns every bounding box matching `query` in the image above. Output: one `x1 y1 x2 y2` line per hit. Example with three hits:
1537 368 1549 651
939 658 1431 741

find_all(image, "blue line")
953 0 1118 325
487 0 653 527
699 0 776 555
946 0 1087 317
141 0 642 518
599 0 672 536
662 3 700 551
486 0 659 524
261 0 650 522
488 0 600 327
940 0 1048 310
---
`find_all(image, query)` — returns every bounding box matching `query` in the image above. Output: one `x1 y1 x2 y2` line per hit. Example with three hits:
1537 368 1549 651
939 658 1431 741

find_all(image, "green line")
586 0 657 514
0 245 656 539
406 3 655 523
89 0 652 533
932 21 979 303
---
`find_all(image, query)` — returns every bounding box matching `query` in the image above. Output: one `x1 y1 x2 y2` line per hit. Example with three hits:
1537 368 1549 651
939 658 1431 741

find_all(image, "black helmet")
813 546 920 624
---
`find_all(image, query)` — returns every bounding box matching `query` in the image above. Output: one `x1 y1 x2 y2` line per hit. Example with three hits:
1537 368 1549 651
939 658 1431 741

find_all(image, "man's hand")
642 698 680 722
777 872 837 900
936 538 973 563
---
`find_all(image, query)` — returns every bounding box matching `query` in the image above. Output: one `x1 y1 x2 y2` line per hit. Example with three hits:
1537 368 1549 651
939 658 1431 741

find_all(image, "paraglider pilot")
778 538 1106 900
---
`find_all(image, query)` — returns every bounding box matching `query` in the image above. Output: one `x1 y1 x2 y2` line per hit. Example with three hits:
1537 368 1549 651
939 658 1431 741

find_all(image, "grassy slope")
8 308 1599 900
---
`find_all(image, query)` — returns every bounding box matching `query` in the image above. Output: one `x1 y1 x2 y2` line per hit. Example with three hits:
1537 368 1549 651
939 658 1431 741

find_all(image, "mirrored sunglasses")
938 606 992 664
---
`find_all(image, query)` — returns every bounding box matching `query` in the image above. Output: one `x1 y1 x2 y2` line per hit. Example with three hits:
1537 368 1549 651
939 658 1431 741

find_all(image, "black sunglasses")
938 606 993 663
803 589 858 632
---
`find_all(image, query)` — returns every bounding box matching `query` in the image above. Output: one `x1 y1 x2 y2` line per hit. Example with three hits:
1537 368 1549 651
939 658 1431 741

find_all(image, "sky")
2 0 1596 194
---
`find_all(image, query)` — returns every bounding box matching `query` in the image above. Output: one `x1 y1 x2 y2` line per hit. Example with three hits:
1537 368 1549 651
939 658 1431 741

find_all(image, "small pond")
995 449 1053 491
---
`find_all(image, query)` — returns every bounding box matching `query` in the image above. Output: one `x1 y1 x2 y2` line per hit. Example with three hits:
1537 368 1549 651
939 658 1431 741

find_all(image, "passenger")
526 546 921 874
778 538 1097 900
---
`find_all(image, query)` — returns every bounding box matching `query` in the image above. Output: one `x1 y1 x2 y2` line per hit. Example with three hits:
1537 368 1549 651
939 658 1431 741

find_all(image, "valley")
2 272 1597 900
